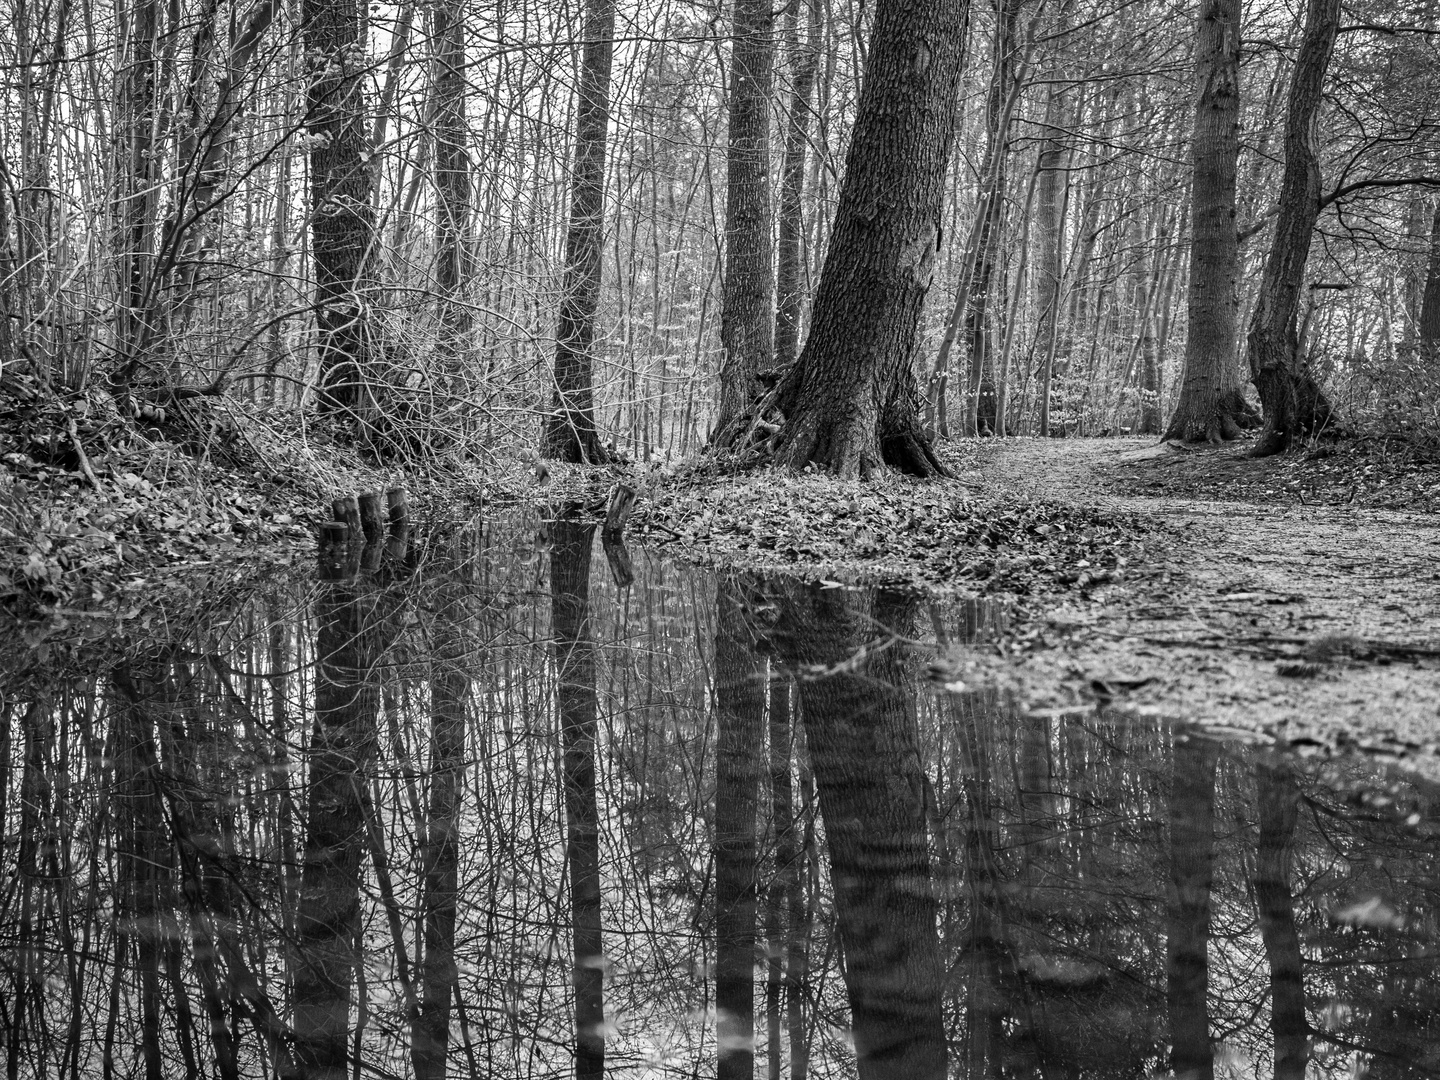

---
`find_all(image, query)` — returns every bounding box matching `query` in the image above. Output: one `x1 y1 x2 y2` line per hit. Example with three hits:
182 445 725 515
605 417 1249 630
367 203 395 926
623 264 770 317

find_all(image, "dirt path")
944 438 1440 768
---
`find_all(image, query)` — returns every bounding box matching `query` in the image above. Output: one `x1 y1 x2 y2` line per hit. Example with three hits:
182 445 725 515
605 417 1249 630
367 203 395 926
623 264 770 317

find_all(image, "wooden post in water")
358 492 384 542
332 496 363 537
320 522 349 547
387 487 409 530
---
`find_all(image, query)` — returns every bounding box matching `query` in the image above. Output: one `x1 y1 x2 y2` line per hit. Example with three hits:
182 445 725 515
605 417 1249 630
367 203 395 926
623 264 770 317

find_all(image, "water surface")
1 513 1436 1078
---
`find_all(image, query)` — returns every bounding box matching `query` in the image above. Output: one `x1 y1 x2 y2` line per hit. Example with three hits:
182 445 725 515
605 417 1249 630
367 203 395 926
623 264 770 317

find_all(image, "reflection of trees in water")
769 580 947 1080
550 516 606 1079
1 541 1440 1078
1168 732 1218 1080
714 574 764 1080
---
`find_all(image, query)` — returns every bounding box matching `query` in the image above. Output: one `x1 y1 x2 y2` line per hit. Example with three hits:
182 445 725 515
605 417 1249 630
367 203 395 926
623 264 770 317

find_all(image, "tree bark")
543 0 615 463
774 0 822 374
1034 71 1067 437
306 0 378 422
962 0 1023 438
1418 198 1440 346
714 0 775 440
433 0 470 322
1164 0 1260 443
769 0 969 477
1243 0 1339 456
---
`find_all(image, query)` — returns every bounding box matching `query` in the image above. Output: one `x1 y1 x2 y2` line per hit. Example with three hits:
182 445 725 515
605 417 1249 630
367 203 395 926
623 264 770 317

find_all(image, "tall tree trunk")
433 0 470 328
714 0 775 441
1168 732 1218 1080
773 0 821 374
1165 0 1258 443
1418 198 1440 346
1033 60 1067 437
114 0 161 390
1254 761 1309 1080
1243 0 1339 456
543 0 615 463
963 0 1023 438
770 0 969 477
715 576 764 1080
550 519 606 1079
769 583 946 1080
306 0 378 421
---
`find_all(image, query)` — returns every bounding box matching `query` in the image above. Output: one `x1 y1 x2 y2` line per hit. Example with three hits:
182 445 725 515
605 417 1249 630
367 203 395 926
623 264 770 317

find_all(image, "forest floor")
635 436 1440 773
4 365 1438 769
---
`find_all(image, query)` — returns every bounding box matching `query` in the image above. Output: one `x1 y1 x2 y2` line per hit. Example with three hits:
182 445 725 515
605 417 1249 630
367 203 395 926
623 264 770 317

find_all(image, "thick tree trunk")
774 0 821 374
1243 0 1339 456
715 576 764 1080
543 0 615 463
769 583 946 1080
770 0 968 477
550 520 606 1079
714 0 775 440
306 0 377 421
1167 732 1218 1080
1164 0 1260 443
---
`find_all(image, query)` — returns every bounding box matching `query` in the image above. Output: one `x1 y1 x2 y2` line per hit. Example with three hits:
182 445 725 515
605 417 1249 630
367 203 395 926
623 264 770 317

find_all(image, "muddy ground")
634 437 1440 773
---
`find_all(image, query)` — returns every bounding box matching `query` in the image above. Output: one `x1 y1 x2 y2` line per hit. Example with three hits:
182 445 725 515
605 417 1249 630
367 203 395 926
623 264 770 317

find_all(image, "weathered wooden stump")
358 491 384 541
319 521 349 547
332 495 363 537
387 487 409 530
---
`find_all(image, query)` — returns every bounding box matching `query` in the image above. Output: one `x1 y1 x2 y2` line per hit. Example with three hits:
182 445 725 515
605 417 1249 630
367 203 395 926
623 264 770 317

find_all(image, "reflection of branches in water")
1 532 1439 1078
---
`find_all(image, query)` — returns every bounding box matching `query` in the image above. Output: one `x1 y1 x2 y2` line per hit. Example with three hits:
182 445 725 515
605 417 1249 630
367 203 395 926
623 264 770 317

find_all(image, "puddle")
0 514 1436 1078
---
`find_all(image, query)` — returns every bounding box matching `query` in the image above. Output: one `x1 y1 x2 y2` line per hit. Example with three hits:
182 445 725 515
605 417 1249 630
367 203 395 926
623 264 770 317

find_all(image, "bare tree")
1244 0 1340 456
543 0 616 463
764 0 970 476
714 0 776 441
306 0 379 420
1165 0 1259 443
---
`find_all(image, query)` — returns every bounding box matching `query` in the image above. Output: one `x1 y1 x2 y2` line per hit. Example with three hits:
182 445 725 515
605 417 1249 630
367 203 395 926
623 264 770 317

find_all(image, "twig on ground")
66 417 104 494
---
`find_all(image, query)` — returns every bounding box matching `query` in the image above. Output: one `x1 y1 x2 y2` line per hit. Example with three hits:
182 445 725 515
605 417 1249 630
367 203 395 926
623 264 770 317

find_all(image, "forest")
0 0 1438 483
1 0 1440 1077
